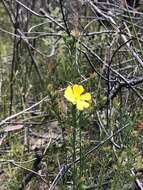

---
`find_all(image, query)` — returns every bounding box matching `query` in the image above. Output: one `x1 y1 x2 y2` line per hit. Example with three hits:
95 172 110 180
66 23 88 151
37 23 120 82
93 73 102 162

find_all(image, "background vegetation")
0 0 143 189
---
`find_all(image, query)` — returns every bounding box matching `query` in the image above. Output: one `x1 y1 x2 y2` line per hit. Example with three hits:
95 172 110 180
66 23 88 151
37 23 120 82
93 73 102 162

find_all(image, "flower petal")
76 100 90 110
64 86 76 104
80 93 91 101
73 84 84 97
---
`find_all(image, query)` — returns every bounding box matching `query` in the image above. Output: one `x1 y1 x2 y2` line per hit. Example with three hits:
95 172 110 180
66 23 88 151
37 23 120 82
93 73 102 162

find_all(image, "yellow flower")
64 84 91 110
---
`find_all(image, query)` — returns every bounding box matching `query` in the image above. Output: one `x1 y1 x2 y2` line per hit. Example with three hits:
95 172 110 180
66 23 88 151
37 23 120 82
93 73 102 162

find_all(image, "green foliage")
0 1 143 189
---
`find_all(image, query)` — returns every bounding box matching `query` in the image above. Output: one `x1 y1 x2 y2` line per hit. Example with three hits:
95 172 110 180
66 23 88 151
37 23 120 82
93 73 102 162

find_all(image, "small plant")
64 84 92 189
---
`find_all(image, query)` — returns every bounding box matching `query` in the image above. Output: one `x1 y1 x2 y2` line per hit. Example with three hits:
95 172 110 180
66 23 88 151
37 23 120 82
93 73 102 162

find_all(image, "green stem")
72 105 77 190
79 112 85 190
79 126 83 177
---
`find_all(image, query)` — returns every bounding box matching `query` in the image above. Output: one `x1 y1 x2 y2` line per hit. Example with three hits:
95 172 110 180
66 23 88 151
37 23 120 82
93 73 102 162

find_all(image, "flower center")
74 94 81 101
